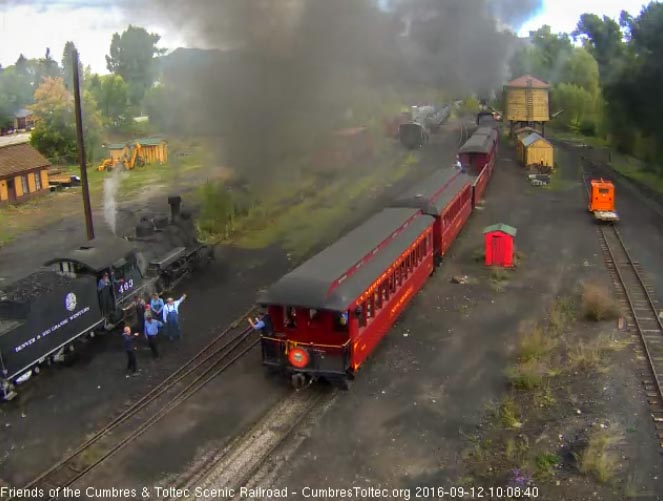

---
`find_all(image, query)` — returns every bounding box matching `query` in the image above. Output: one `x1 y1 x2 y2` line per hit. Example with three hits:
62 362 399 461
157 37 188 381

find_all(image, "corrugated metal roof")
522 133 550 147
0 143 50 178
483 223 517 236
259 208 426 310
136 138 166 146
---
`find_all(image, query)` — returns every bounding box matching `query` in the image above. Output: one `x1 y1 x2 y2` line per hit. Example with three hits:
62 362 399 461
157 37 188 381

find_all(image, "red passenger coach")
259 208 435 388
458 126 499 206
391 169 472 265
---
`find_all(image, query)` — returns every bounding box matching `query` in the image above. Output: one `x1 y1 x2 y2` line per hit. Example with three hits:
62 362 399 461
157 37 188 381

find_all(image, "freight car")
0 196 212 400
259 112 498 388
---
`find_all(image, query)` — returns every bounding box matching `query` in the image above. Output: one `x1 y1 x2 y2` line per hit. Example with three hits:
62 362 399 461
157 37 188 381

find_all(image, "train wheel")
291 373 307 390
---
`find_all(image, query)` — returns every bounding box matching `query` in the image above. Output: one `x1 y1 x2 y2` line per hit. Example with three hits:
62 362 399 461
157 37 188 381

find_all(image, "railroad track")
169 386 336 501
8 305 261 501
598 225 663 450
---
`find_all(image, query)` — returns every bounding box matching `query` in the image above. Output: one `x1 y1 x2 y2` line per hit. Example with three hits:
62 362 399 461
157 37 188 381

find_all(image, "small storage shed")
484 224 517 268
136 137 168 164
521 133 553 169
514 126 538 164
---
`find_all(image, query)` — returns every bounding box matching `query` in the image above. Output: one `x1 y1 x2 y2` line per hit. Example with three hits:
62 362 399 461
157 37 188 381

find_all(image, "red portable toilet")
483 224 517 267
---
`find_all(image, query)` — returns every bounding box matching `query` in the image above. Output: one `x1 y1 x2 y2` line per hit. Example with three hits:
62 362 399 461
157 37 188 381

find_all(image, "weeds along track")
9 305 260 501
170 387 337 501
580 157 663 449
598 225 663 450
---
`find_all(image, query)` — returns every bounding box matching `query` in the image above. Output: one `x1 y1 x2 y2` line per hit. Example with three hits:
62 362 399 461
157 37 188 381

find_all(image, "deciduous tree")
88 74 129 126
105 25 164 106
29 77 102 164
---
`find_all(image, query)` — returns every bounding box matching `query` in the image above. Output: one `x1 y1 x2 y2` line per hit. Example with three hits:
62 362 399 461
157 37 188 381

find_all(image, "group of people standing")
122 292 187 377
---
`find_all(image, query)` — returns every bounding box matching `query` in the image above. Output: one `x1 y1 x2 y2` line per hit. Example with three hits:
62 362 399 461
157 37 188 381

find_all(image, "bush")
581 283 620 321
505 360 545 390
579 119 597 136
576 429 623 483
518 325 556 362
196 182 235 240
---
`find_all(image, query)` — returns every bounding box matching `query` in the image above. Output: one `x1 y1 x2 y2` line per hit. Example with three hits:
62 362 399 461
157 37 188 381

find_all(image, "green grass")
229 147 413 257
535 453 561 480
549 128 663 196
610 155 663 195
498 397 523 429
576 429 624 483
0 210 10 246
548 129 609 149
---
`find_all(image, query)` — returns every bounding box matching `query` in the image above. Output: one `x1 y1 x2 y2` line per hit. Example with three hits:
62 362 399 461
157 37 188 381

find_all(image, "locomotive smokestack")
168 195 182 222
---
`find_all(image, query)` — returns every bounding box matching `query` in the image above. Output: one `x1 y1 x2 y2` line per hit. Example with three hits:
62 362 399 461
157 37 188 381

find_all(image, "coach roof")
459 128 497 154
259 208 430 310
391 170 471 214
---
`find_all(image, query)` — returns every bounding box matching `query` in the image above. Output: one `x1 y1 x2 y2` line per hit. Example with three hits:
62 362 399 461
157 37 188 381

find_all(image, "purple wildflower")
510 468 532 486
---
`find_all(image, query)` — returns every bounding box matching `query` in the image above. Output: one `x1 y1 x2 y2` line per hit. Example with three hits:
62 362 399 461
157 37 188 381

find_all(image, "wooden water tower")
504 74 550 136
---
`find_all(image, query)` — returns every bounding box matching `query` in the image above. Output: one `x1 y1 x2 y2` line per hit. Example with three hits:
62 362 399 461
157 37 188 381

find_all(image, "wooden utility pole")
72 49 95 240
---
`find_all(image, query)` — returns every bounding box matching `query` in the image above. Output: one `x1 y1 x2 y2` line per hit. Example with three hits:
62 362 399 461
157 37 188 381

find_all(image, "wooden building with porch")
0 143 50 204
13 108 36 131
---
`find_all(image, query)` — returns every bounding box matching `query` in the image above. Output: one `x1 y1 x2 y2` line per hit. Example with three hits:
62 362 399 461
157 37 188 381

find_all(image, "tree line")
509 1 663 172
0 26 163 163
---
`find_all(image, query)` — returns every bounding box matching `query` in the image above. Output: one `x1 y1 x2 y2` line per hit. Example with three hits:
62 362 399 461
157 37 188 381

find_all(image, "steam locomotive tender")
0 196 212 400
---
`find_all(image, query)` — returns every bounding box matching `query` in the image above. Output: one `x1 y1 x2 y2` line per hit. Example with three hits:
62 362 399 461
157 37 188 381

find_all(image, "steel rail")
11 305 259 500
599 226 663 406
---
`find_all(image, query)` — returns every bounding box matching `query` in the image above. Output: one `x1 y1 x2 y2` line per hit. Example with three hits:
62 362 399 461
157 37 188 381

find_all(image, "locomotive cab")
44 237 147 327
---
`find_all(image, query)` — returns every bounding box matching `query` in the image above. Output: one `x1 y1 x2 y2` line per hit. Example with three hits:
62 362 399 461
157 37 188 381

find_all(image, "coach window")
358 301 367 327
381 282 388 303
389 272 396 293
334 312 349 332
366 296 373 319
285 307 297 328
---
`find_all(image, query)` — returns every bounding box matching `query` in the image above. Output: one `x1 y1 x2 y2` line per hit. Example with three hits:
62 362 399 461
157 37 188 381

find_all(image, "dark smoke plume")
121 0 543 179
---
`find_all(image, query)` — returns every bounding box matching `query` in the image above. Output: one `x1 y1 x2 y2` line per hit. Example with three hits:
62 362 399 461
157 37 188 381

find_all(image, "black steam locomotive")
0 196 213 400
399 104 451 149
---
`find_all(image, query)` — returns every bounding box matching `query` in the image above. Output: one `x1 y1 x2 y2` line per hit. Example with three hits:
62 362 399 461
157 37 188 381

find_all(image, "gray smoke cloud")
121 0 543 179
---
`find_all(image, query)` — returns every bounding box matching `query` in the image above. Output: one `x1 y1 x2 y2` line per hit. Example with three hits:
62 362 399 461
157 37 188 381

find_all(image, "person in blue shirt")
122 326 140 377
150 293 164 322
248 311 273 336
163 294 187 340
98 272 111 290
144 316 163 358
